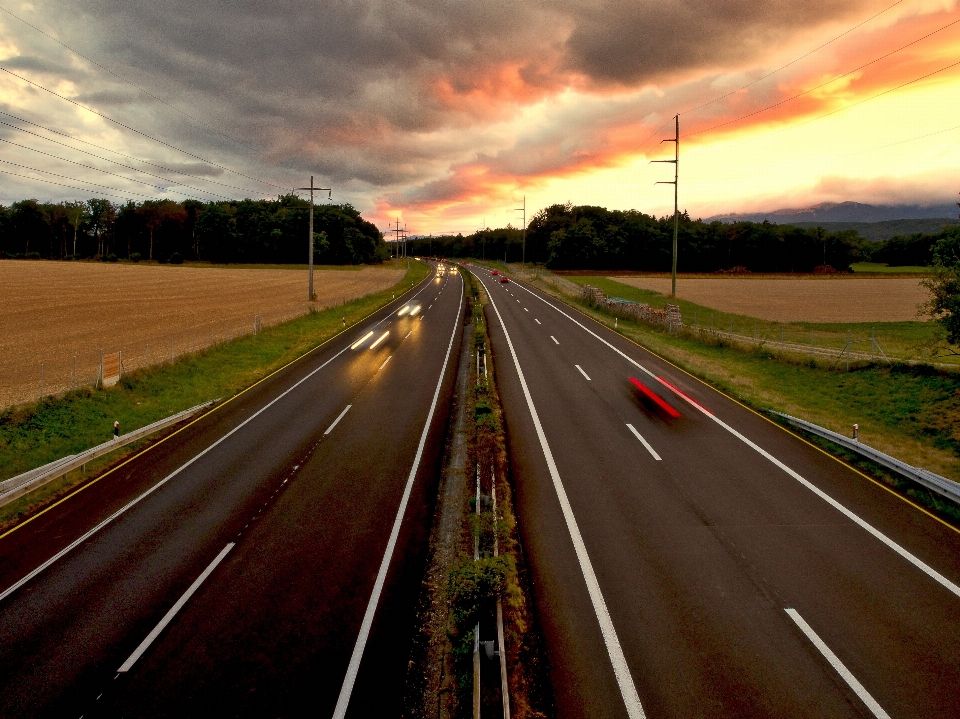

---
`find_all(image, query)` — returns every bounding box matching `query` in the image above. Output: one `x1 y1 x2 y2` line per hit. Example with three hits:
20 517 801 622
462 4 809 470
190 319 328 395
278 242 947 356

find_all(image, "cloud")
1 0 958 227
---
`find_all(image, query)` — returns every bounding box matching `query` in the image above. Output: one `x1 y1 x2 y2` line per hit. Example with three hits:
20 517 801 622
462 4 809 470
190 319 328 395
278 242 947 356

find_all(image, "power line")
0 134 234 201
629 0 906 156
0 110 268 196
842 122 960 157
681 0 905 116
0 167 141 201
0 65 288 190
0 159 160 199
687 15 960 138
0 3 237 143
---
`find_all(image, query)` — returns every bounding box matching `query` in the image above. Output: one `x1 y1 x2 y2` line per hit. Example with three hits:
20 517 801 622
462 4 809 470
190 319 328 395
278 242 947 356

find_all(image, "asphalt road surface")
471 267 960 719
0 263 464 718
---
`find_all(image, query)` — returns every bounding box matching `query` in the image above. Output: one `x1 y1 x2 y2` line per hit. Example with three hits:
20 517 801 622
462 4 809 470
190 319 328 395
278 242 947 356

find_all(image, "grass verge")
0 261 431 528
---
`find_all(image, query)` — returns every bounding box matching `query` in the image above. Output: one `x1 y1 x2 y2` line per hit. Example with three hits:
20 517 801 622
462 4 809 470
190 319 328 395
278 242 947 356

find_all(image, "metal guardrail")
774 412 960 504
0 399 217 507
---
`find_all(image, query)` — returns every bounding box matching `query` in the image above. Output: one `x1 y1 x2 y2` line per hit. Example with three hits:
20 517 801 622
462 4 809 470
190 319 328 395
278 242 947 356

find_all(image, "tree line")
0 196 389 265
409 203 959 272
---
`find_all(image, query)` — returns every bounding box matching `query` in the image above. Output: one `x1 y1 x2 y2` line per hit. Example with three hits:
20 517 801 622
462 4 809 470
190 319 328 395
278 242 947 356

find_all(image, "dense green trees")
922 227 960 345
410 204 869 272
0 195 388 264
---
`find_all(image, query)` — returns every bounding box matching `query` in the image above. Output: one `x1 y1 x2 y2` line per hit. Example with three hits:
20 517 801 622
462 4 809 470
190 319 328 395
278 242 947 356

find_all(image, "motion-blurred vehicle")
491 270 500 276
499 276 510 283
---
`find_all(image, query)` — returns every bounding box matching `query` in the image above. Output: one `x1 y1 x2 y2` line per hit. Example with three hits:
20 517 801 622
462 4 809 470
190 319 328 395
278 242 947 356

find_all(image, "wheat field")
0 261 403 409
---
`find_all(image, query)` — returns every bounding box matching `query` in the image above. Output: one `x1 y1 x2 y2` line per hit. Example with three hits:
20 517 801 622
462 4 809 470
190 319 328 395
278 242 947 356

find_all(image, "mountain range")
707 201 958 224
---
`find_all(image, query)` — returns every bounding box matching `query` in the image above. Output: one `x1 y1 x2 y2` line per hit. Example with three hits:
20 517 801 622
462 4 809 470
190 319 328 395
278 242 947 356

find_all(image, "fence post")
871 326 875 361
846 330 851 372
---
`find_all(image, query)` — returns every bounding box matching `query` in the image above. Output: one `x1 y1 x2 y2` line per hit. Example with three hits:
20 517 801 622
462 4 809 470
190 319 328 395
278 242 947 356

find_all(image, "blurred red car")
491 270 500 276
499 276 510 283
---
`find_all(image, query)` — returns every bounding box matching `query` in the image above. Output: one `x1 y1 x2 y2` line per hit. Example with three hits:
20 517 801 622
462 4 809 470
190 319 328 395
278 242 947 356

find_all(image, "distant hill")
705 201 959 240
786 218 960 241
708 201 957 224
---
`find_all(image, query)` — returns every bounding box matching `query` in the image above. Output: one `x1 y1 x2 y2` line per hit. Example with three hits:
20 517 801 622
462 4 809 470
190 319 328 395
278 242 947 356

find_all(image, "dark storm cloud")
9 0 894 198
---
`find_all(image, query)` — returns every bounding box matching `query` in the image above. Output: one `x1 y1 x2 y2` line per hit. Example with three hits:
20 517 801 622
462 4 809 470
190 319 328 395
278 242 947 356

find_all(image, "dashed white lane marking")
333 274 465 718
118 543 235 673
378 356 392 371
785 609 892 719
626 424 661 461
575 364 591 381
535 319 542 325
324 405 352 435
478 271 645 719
551 336 559 345
524 308 529 312
405 331 412 339
510 276 960 601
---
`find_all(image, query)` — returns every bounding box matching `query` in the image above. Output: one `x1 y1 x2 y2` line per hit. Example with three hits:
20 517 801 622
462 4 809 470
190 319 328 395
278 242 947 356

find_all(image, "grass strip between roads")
500 264 960 529
0 261 431 531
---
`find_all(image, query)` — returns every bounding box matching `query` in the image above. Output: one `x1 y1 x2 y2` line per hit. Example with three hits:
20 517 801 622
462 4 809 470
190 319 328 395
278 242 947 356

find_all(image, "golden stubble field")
611 276 931 323
0 261 404 409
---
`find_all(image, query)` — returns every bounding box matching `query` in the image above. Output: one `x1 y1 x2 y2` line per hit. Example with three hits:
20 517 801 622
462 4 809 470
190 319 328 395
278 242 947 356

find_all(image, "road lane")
473 267 960 718
0 264 464 717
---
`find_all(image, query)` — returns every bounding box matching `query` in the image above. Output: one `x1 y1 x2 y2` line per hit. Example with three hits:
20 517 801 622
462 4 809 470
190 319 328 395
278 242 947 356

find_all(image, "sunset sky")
1 0 958 234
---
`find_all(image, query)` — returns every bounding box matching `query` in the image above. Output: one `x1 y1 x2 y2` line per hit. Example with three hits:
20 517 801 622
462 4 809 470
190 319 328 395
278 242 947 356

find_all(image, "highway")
471 267 960 719
0 262 464 718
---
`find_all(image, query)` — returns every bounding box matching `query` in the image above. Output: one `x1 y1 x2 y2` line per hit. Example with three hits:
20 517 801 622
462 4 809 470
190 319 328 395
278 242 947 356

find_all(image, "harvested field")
0 261 403 409
610 276 930 323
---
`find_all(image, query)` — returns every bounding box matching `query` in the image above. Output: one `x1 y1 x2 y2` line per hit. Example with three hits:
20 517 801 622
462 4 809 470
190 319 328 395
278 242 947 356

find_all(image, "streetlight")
295 176 332 301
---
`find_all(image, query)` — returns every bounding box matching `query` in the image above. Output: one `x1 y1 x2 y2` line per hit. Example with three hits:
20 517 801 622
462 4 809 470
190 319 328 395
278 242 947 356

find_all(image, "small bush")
106 253 118 263
169 252 184 265
129 252 141 263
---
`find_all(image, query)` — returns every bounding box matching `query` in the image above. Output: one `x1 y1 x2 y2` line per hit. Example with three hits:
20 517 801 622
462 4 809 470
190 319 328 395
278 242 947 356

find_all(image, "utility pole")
514 197 526 265
295 176 332 301
653 115 679 296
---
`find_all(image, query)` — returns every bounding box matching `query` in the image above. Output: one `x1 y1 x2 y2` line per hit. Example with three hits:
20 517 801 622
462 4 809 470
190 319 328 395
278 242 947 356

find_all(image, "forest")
408 203 959 272
0 196 388 265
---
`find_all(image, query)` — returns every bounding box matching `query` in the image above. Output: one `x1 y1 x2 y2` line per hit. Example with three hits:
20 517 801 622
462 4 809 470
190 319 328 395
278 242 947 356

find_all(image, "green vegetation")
851 263 934 274
1 196 389 264
0 261 430 526
444 268 547 717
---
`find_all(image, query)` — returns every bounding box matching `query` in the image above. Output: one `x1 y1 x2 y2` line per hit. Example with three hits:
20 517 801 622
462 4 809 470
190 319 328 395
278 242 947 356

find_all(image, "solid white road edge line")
511 279 960 601
626 424 662 461
332 273 464 718
118 543 234 673
575 364 592 381
324 405 353 435
0 342 355 603
477 271 646 719
784 608 891 719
